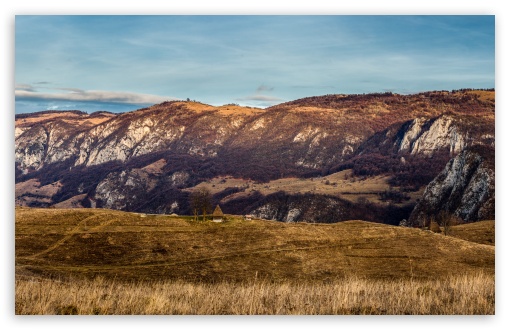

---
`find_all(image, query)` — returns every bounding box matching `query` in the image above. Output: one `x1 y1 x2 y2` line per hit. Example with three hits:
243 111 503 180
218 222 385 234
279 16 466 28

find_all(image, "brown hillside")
16 208 494 283
269 90 494 126
448 220 495 246
189 170 424 206
15 110 116 130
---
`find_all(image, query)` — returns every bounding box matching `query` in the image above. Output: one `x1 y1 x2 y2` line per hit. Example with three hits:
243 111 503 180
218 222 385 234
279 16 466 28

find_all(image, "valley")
188 169 424 205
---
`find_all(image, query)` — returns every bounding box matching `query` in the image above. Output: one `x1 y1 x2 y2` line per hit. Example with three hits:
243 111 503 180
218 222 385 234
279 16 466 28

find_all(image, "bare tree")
437 210 460 236
190 193 200 221
189 187 212 221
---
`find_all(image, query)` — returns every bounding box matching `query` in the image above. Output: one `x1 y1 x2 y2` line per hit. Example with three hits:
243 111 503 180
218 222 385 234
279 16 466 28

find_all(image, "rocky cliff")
244 191 413 225
15 89 495 224
355 114 494 157
408 146 495 226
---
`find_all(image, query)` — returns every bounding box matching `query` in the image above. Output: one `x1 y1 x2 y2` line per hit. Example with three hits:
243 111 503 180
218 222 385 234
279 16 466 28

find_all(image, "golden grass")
16 208 494 283
15 208 495 315
175 101 216 113
215 105 265 116
448 220 495 246
15 112 114 127
465 90 495 103
15 273 494 315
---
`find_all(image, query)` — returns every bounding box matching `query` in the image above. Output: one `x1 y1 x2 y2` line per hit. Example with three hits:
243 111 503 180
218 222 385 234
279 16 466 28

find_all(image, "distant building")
212 205 224 222
244 214 253 221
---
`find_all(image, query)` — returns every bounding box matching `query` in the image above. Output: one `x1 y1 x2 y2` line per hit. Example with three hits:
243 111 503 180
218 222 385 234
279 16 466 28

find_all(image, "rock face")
15 110 117 172
409 146 495 226
15 90 495 224
94 170 155 210
246 191 414 225
93 166 190 211
15 102 369 175
248 193 356 223
15 92 494 176
355 114 494 158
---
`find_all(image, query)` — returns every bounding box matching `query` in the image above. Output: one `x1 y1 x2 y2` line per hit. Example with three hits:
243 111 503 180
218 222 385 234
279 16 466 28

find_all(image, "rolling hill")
16 207 495 282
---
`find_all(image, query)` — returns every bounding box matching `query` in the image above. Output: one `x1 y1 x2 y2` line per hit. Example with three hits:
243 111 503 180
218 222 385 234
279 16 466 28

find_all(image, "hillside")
16 208 494 282
15 89 495 225
448 220 495 245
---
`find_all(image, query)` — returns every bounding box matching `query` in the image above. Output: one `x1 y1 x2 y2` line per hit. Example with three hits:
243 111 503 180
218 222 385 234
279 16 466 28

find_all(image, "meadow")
15 207 495 314
16 273 494 315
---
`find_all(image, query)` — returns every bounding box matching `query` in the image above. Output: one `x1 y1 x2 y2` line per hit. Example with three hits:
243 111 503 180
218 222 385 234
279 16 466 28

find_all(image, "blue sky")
15 15 495 113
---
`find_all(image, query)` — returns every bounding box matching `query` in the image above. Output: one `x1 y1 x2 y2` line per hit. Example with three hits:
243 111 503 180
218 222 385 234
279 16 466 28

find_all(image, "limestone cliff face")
248 193 348 223
93 161 189 211
357 114 494 158
408 146 495 226
15 102 368 173
15 91 495 221
402 116 466 155
245 191 414 224
15 125 48 172
16 92 495 176
15 111 116 172
94 169 158 210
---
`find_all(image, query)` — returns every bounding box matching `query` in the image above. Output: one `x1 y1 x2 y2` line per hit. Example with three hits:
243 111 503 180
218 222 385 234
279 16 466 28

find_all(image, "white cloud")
15 84 35 92
235 94 283 102
15 87 178 105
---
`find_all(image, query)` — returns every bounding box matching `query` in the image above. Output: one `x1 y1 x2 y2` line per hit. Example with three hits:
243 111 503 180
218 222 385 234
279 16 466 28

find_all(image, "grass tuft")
15 274 494 315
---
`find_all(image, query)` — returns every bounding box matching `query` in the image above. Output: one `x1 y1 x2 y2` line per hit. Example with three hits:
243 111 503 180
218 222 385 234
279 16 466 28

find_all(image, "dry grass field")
189 169 423 205
16 273 494 315
15 207 495 315
448 220 495 246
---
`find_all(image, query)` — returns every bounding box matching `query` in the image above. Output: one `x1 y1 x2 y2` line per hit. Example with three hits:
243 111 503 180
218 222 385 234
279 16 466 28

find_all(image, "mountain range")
15 89 495 226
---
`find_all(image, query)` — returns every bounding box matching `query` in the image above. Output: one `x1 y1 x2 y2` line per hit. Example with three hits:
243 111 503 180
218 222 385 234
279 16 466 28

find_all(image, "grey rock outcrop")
409 146 495 226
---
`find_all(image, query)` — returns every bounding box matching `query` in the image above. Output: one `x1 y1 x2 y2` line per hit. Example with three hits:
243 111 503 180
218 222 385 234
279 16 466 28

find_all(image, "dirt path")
18 242 359 273
24 215 118 260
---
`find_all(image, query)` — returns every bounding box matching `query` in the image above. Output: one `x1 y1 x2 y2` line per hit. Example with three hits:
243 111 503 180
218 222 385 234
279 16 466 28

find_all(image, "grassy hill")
16 207 494 282
448 220 495 246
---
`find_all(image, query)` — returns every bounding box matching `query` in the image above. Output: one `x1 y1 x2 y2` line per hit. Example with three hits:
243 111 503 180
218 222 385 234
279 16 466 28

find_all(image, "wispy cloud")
55 87 85 93
256 84 274 93
236 94 283 102
15 85 178 105
15 84 36 92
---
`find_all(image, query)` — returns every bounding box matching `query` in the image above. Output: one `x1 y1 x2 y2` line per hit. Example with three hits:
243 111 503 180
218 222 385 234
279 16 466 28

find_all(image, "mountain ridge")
15 89 495 225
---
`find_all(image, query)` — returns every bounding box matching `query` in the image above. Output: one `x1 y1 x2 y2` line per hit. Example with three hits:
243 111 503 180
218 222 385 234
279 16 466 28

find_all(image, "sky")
15 15 495 113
